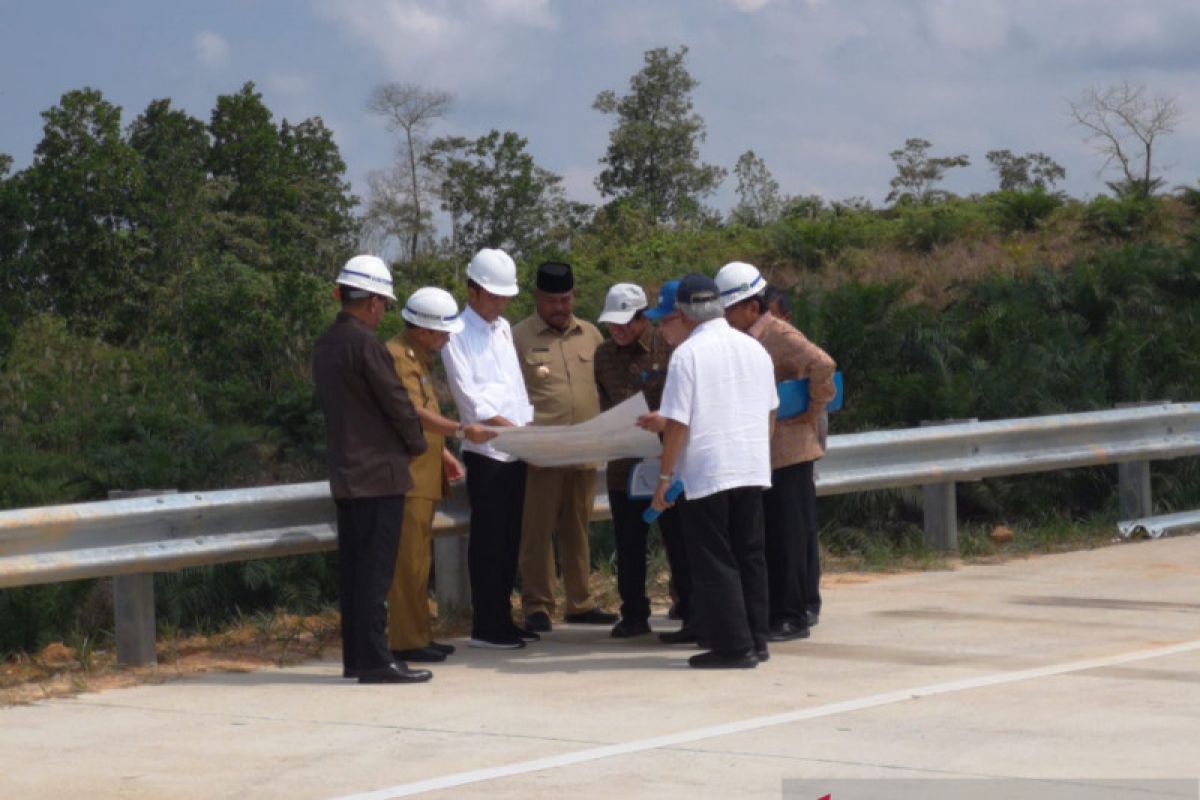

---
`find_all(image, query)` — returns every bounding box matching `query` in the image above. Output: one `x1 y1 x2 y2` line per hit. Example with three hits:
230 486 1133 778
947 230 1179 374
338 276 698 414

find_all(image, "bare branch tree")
366 82 452 261
1068 80 1183 197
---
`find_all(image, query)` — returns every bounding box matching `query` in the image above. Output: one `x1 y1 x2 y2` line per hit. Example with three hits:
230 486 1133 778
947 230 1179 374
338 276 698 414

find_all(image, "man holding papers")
717 261 837 639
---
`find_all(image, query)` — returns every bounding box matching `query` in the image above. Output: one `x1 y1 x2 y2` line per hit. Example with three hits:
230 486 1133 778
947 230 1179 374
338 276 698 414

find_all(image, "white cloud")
193 30 230 70
730 0 774 12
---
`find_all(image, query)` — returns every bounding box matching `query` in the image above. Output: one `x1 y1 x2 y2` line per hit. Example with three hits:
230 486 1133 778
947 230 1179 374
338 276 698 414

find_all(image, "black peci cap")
536 261 574 293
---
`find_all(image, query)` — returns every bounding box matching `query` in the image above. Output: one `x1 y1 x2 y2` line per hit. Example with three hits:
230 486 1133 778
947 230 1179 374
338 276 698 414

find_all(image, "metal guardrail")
3 401 1199 664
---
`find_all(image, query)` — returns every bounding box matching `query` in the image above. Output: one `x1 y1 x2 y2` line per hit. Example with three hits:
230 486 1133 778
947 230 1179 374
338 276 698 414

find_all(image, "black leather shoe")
429 641 456 656
658 626 697 645
564 608 619 625
688 649 758 669
357 662 433 684
756 646 770 662
667 603 682 621
767 621 810 642
509 624 541 643
392 646 446 663
610 619 651 638
524 611 552 632
342 668 358 679
807 610 820 627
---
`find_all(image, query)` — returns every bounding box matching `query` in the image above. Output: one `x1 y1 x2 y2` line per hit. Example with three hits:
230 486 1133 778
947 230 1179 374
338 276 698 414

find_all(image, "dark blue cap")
676 272 720 304
644 280 681 321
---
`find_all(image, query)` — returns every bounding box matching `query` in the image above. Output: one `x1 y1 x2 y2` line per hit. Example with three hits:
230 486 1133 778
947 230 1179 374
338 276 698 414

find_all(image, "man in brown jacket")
312 255 431 684
717 261 837 642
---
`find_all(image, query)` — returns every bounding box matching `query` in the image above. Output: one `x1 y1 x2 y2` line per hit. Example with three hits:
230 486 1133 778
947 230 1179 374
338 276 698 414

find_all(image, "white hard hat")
336 254 396 301
598 283 648 324
466 248 519 297
715 261 766 309
402 287 465 334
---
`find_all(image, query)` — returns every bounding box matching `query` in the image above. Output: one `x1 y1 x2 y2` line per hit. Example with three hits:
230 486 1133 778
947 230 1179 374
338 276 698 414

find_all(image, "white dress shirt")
659 318 778 499
442 305 534 462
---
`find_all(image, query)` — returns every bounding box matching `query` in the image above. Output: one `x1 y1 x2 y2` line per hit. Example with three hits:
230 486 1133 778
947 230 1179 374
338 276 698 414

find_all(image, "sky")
4 0 1200 216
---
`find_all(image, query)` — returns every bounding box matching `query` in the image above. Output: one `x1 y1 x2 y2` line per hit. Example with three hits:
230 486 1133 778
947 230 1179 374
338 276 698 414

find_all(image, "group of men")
311 248 835 683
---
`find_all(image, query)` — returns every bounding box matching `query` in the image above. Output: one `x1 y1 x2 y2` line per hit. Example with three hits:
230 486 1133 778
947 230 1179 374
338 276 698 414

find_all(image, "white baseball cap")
598 283 648 324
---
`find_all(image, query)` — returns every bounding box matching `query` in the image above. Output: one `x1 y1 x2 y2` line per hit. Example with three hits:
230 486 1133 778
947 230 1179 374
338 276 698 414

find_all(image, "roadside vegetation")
2 48 1198 663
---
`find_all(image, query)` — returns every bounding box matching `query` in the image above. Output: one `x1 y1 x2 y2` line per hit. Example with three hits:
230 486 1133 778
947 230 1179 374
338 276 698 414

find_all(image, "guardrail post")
919 420 975 550
108 489 174 667
433 536 470 613
1118 461 1152 520
1113 402 1161 522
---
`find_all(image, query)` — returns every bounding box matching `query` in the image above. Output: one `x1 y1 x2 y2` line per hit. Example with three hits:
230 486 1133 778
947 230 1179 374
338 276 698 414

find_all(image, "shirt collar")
463 305 502 333
400 327 434 366
747 310 772 340
536 313 582 337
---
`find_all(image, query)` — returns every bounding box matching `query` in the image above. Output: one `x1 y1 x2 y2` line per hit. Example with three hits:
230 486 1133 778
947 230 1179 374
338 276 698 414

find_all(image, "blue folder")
777 371 844 420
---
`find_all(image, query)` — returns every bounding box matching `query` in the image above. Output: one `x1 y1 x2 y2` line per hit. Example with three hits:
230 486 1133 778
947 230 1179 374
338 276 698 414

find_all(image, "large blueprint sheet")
487 393 662 467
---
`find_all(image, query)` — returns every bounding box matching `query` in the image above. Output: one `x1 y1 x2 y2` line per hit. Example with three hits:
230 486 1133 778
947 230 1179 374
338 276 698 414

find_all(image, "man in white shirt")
442 248 537 649
647 273 778 669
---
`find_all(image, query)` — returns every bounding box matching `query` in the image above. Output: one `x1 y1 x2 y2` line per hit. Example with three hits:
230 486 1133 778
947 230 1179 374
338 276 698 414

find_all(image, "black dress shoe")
688 649 758 669
667 604 682 621
429 641 456 655
524 611 552 632
509 623 541 643
342 668 358 679
658 626 698 645
767 621 810 642
610 619 651 638
756 646 770 662
564 608 619 624
357 662 433 684
392 646 446 663
807 610 820 627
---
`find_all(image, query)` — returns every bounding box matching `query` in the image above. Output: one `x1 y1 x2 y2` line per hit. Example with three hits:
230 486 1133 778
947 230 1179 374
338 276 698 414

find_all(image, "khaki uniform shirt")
593 325 673 492
386 328 445 502
512 313 603 428
748 313 837 469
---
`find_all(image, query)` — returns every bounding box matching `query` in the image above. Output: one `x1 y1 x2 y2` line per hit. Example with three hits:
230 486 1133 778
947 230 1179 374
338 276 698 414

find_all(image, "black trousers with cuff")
762 460 819 628
335 495 405 673
608 489 691 625
678 486 769 655
463 452 527 638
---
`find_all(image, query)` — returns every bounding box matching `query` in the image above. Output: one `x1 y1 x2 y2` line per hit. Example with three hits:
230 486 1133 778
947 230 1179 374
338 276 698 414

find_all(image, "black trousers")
763 461 820 627
678 487 769 654
464 452 527 638
608 489 691 624
335 495 405 672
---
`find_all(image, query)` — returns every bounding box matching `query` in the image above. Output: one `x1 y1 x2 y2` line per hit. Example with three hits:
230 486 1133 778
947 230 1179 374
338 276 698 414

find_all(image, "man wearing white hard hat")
441 249 537 649
384 287 497 664
716 261 837 641
593 283 692 639
312 255 431 684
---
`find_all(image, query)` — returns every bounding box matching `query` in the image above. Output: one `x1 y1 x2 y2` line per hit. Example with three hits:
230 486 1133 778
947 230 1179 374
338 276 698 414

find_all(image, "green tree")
731 149 784 227
886 138 969 204
426 129 568 258
22 88 143 341
127 99 212 284
365 82 452 262
593 46 725 224
275 117 357 277
985 149 1066 191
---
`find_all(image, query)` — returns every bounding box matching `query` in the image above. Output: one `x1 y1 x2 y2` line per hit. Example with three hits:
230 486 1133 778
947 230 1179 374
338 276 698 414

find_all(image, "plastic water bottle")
642 480 684 523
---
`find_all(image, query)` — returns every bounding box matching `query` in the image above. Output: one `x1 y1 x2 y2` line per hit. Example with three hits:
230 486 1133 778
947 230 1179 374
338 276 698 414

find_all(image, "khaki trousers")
386 496 435 651
519 467 597 617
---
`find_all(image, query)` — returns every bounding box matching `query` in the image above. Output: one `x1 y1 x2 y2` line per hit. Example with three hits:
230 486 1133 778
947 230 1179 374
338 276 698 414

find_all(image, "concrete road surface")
3 535 1199 799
